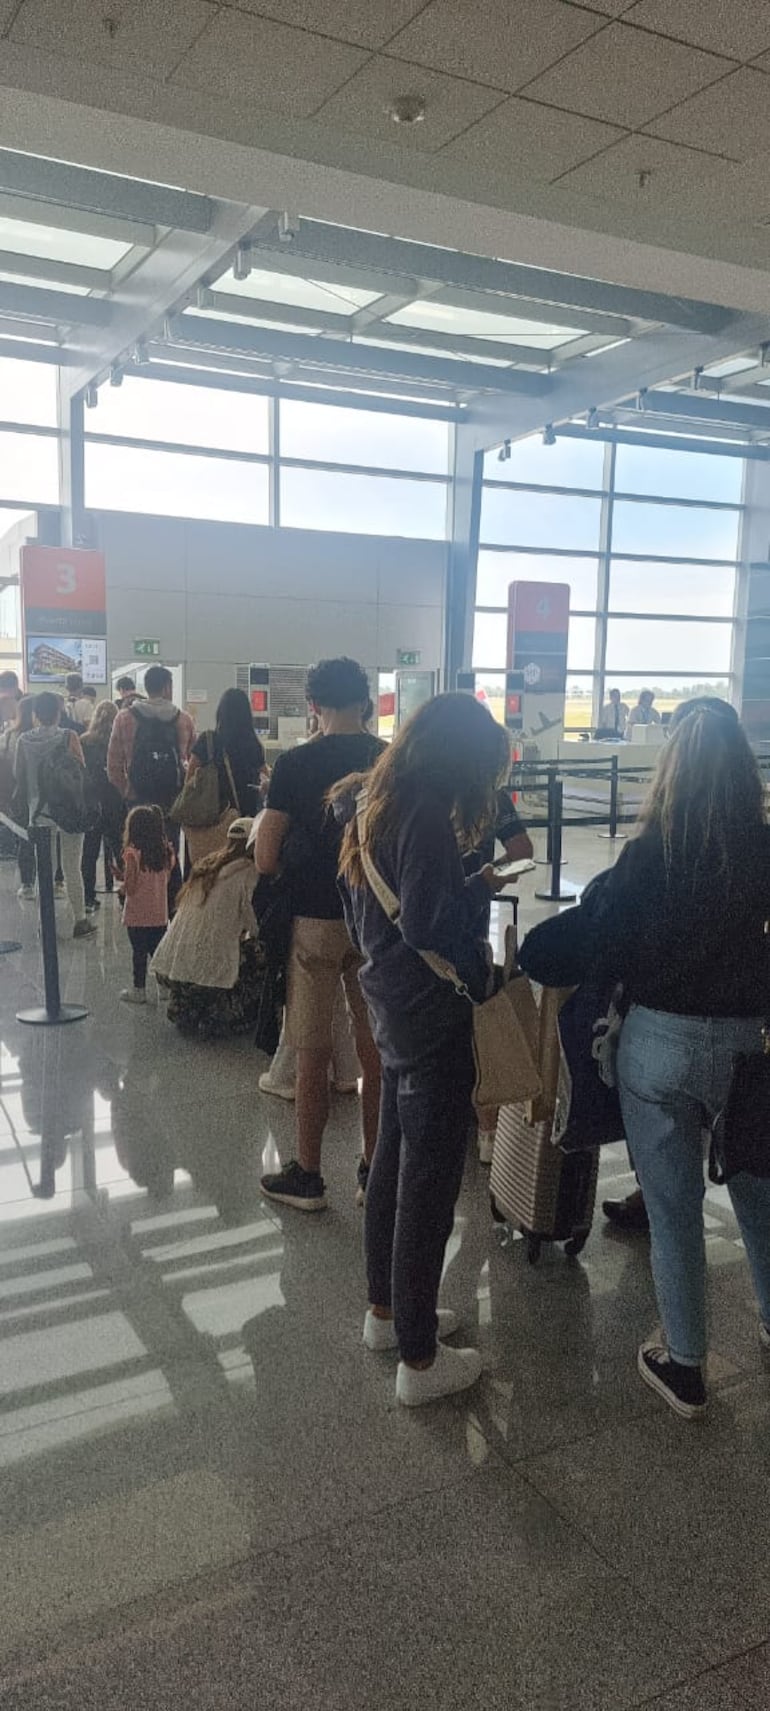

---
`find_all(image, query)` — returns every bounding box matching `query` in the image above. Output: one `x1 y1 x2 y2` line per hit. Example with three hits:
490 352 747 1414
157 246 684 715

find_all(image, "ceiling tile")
556 132 735 201
439 97 624 181
575 1 637 12
384 0 606 93
311 54 506 152
171 9 368 112
224 1 427 50
647 67 770 160
9 0 217 79
624 0 770 62
519 22 733 128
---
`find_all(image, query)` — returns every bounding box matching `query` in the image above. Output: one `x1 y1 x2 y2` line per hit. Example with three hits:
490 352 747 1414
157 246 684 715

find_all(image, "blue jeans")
618 1006 770 1366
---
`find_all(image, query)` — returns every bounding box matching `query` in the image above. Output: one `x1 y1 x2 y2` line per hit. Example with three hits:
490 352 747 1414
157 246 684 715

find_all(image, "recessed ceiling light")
388 94 426 125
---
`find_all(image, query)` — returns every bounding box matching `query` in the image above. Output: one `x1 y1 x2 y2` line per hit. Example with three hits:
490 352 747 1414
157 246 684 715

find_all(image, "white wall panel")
95 512 446 699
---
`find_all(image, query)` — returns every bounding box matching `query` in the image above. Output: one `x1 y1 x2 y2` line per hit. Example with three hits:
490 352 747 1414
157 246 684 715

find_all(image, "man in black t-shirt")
255 658 385 1211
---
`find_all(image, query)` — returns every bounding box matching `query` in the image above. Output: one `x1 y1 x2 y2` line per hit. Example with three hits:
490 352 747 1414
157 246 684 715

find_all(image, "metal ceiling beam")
0 336 75 363
218 242 420 302
59 200 270 403
0 279 111 326
637 390 770 431
0 150 213 234
467 311 770 452
150 342 463 404
0 249 108 292
198 289 556 369
166 314 549 395
354 321 552 371
120 358 462 419
0 191 154 250
555 423 767 460
252 220 732 335
432 285 633 339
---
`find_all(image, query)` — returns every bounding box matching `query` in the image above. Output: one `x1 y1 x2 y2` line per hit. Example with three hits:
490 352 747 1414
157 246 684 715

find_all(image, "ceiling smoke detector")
388 94 426 125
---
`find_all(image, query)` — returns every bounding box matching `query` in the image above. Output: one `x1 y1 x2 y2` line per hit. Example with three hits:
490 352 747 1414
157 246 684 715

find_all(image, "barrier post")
17 827 88 1027
535 780 580 904
598 753 627 842
536 766 566 866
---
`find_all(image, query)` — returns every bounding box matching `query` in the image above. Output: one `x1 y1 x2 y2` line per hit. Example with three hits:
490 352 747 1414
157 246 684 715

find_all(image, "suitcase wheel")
526 1233 542 1265
490 1193 506 1226
565 1233 588 1258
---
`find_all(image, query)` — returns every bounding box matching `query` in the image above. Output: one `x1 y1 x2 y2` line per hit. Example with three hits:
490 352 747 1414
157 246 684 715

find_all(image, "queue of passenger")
3 661 770 1422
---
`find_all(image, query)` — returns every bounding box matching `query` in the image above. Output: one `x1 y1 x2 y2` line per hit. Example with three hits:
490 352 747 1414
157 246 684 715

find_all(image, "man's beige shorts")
285 916 370 1051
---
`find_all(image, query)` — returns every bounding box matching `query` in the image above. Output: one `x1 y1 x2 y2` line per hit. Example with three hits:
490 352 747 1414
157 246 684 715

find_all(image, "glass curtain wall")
474 433 742 733
83 381 451 538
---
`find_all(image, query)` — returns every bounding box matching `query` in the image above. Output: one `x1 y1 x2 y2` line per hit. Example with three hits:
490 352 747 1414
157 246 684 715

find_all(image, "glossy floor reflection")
0 832 769 1710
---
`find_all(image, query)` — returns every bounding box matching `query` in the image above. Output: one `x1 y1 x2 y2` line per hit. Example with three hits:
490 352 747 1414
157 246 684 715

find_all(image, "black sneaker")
261 1159 327 1212
355 1157 370 1207
85 898 101 914
638 1340 707 1419
603 1190 649 1234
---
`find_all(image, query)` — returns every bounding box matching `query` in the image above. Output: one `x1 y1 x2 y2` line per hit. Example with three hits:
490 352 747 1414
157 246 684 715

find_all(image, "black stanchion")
535 768 567 866
598 753 627 842
535 779 581 904
16 827 88 1027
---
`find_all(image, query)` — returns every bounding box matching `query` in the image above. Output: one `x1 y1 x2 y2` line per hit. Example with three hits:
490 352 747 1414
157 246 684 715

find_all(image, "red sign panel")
20 546 105 614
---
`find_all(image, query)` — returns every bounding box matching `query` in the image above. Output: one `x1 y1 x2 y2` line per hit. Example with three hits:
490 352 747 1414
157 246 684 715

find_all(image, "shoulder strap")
355 792 470 1001
222 750 240 813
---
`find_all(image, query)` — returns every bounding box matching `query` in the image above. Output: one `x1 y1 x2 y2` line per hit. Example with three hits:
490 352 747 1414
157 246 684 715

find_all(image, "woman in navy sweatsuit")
336 694 511 1408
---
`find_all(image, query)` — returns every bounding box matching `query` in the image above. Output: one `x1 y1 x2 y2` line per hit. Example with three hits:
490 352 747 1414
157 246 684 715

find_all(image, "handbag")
170 732 221 828
710 1026 770 1184
183 751 241 864
355 795 541 1109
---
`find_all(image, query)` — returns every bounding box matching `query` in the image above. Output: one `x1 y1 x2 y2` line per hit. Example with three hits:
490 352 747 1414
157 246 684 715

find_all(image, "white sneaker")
16 884 35 900
54 881 65 900
120 987 147 1006
396 1343 483 1408
477 1129 496 1165
760 1322 770 1352
258 1072 295 1101
333 1080 359 1095
364 1308 459 1352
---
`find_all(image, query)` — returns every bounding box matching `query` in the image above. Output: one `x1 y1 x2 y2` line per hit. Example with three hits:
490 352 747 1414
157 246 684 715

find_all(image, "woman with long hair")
336 693 511 1407
151 818 261 1038
522 699 770 1419
81 698 121 911
187 687 266 838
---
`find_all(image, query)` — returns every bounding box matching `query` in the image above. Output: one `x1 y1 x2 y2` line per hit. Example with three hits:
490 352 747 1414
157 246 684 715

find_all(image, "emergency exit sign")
134 639 160 657
397 649 421 666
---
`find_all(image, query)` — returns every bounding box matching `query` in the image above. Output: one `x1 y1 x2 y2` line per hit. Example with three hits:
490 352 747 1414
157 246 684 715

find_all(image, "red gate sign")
20 545 107 686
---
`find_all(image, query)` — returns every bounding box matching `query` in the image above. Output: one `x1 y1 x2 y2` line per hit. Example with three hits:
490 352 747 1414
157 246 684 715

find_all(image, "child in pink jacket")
120 805 175 1006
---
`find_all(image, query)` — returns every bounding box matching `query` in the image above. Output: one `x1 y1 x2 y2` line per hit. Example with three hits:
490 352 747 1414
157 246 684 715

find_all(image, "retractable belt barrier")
0 811 88 1026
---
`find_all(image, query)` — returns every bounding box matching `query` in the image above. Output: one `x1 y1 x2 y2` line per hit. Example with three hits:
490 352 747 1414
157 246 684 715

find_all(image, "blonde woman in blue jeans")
523 699 770 1419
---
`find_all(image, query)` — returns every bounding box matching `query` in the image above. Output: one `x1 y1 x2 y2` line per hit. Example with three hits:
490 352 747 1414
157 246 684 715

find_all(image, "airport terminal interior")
3 2 770 1705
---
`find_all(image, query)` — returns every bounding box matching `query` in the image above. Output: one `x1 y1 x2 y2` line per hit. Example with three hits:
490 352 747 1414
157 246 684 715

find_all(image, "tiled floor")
0 828 768 1709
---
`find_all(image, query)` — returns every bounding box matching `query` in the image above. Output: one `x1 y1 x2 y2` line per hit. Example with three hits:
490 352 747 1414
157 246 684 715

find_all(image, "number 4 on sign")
535 597 551 618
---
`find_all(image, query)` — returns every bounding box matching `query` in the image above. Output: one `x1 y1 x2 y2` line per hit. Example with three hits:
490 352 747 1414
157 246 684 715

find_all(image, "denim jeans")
618 1005 770 1366
365 1022 475 1363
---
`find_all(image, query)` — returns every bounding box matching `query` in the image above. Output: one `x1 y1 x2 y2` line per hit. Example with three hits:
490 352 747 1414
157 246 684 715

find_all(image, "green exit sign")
134 639 160 658
397 650 421 667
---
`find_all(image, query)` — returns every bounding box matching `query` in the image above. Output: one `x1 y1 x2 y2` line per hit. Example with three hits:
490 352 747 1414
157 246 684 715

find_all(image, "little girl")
119 805 175 1006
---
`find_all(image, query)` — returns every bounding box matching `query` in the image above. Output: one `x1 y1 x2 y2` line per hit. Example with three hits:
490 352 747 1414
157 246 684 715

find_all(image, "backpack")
36 734 92 834
128 709 182 809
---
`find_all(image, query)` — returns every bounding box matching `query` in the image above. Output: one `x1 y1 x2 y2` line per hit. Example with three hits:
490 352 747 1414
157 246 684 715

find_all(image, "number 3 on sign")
55 562 77 595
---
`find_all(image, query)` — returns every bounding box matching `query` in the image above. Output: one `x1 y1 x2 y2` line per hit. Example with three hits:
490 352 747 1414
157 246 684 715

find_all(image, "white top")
151 859 258 989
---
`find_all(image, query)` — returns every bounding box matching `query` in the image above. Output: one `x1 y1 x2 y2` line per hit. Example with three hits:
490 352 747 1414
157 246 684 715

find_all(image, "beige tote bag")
356 798 542 1109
